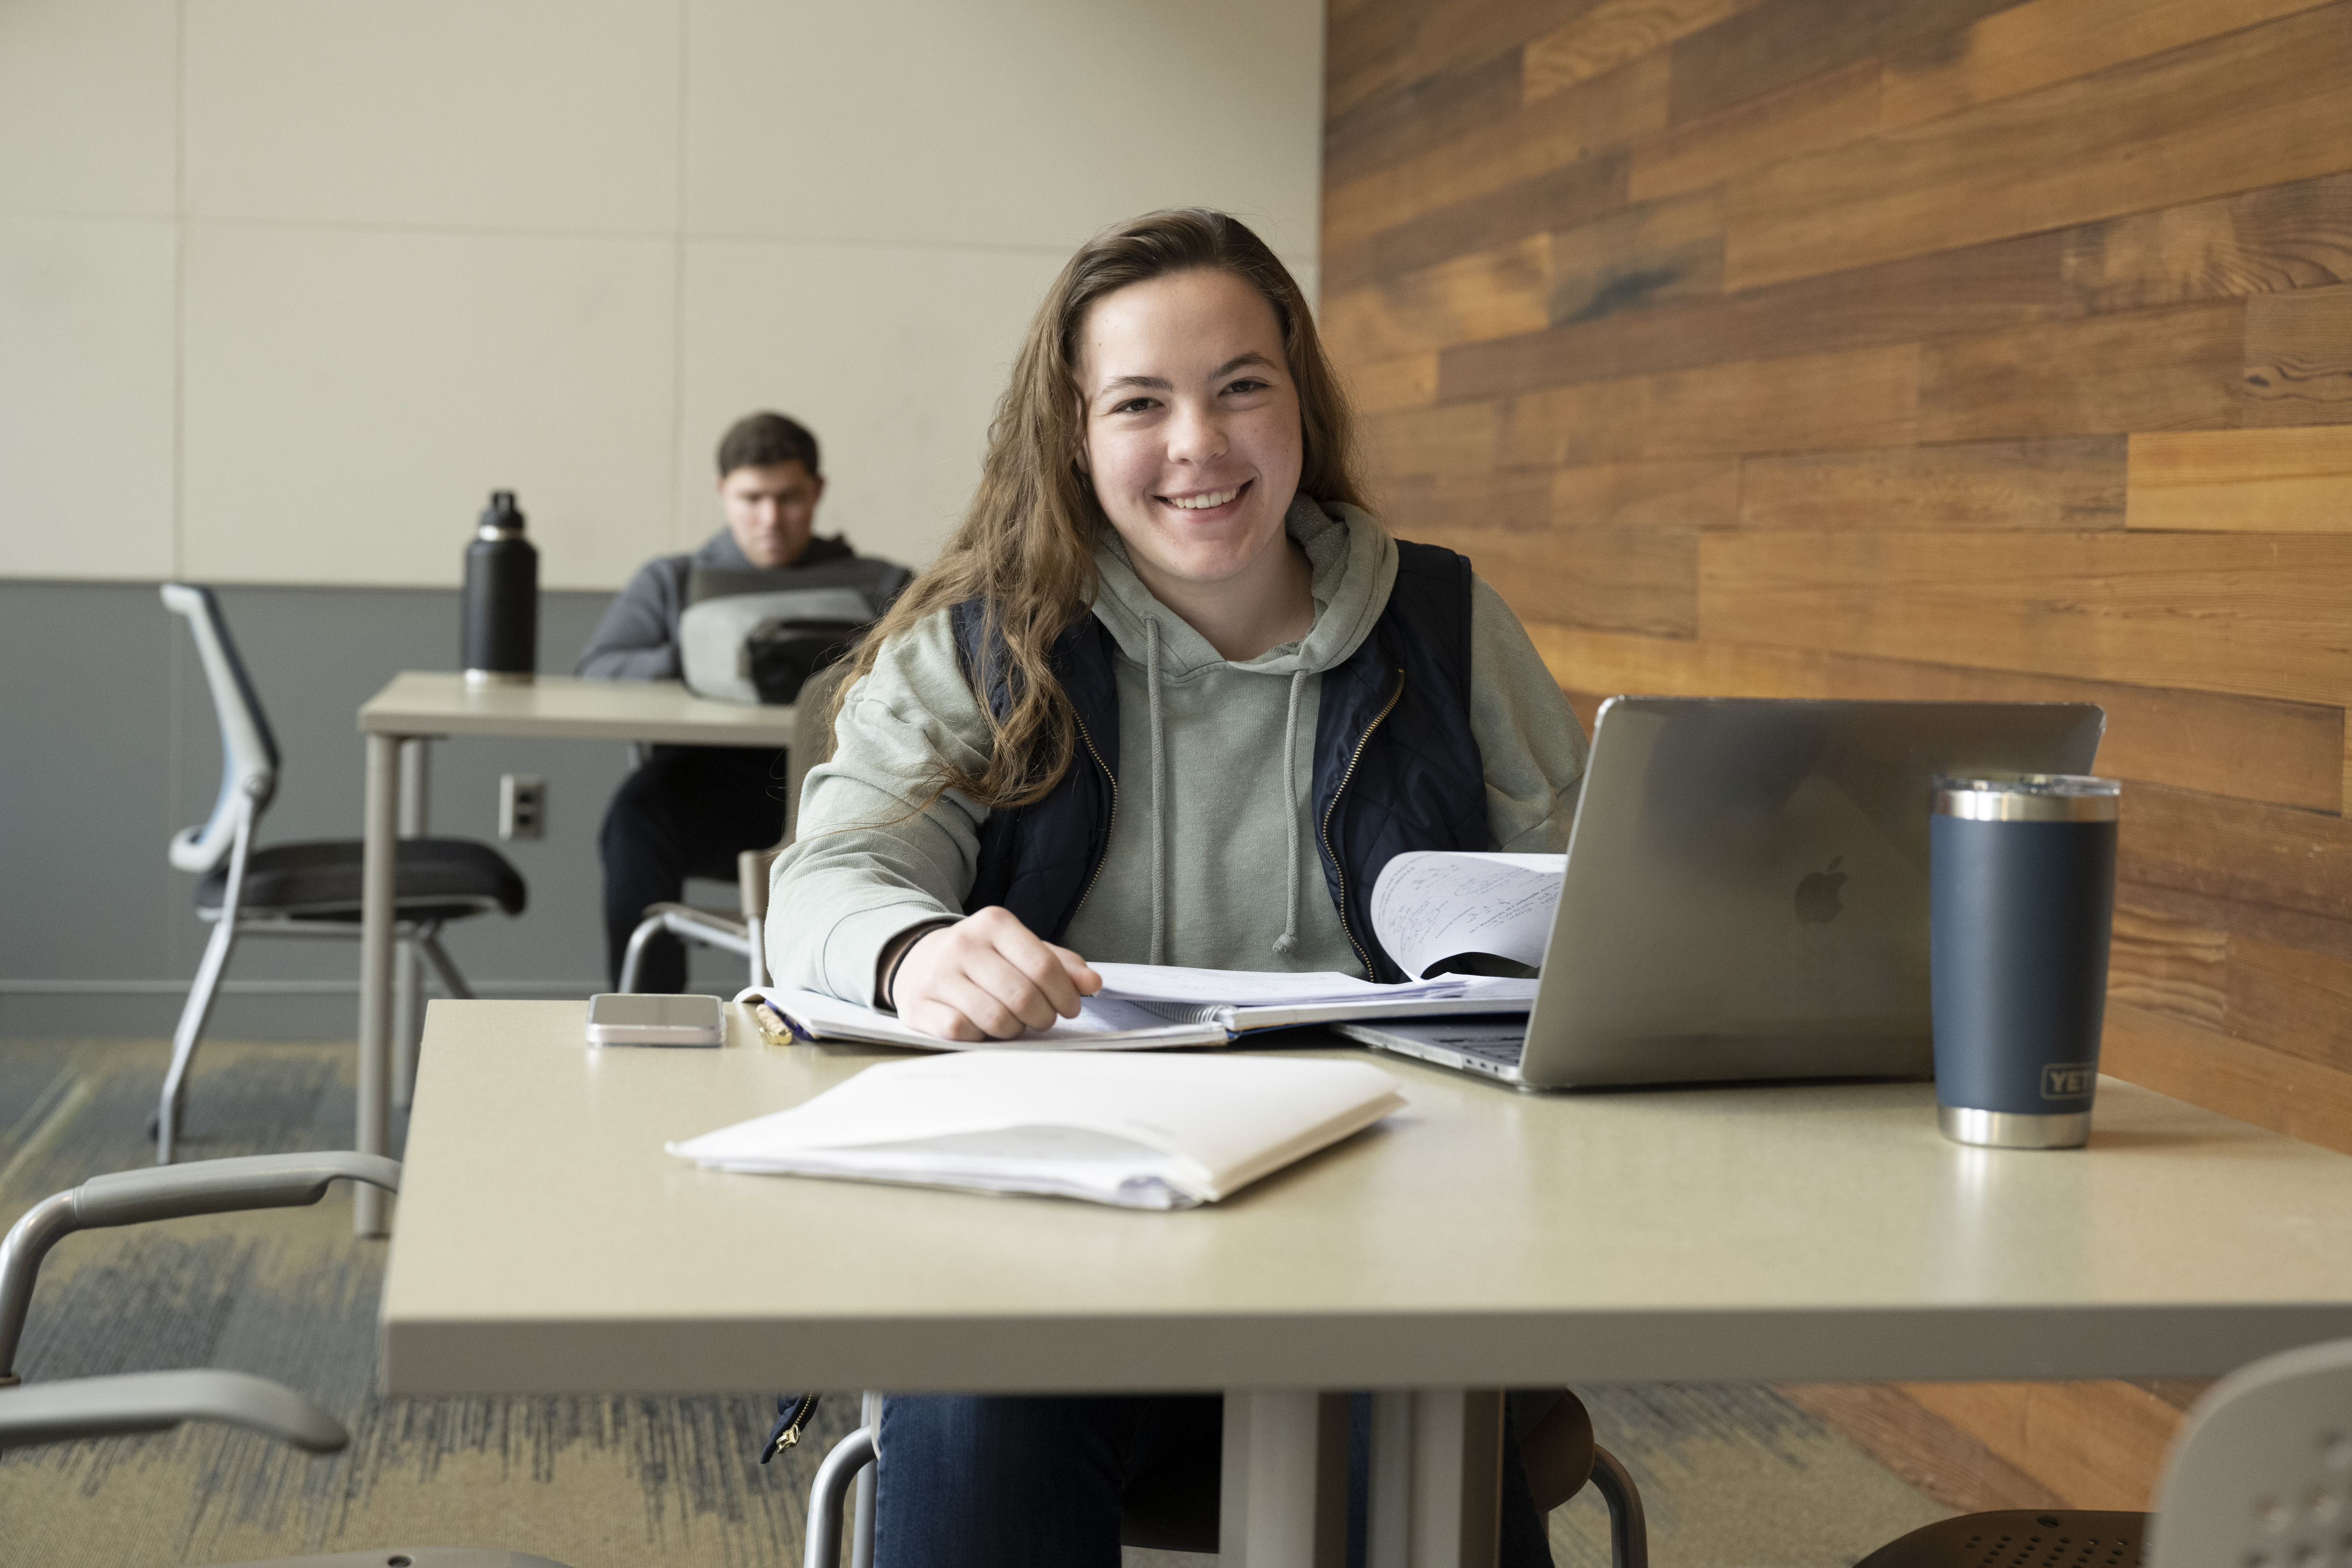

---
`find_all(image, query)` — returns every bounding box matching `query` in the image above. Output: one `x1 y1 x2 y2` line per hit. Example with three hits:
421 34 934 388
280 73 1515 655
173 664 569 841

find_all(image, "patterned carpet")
0 1038 1950 1567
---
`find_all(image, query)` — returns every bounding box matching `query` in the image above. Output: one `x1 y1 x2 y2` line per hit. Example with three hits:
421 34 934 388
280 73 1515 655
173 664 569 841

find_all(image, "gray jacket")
576 530 870 680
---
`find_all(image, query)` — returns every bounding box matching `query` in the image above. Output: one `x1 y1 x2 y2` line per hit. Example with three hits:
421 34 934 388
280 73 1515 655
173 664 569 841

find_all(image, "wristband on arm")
876 919 958 1011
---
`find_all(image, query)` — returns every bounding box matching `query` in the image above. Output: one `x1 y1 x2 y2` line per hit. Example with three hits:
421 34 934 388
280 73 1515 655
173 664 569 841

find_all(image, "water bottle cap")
478 490 526 539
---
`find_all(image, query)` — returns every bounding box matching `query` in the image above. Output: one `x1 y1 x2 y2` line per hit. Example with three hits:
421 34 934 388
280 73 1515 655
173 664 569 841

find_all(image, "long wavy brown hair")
830 207 1370 810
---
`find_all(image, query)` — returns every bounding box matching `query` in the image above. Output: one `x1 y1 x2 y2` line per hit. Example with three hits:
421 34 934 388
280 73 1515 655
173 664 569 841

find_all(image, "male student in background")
579 411 906 992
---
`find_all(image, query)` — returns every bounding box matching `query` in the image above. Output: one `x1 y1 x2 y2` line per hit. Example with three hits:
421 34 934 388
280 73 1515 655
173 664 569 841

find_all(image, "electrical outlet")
499 774 547 841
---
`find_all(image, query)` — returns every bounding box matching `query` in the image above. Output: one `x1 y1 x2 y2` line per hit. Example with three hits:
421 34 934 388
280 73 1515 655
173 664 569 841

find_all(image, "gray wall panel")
1 582 178 978
3 579 761 1040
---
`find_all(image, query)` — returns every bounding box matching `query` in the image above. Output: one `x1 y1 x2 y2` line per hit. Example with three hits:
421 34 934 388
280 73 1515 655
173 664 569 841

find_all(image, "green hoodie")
767 498 1590 1004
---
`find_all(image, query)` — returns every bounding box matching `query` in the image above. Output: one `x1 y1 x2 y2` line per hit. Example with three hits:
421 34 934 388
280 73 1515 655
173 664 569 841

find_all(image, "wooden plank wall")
1321 0 2352 1518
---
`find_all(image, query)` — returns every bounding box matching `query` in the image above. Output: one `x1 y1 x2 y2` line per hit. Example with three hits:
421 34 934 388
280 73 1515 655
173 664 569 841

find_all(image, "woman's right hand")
889 906 1102 1042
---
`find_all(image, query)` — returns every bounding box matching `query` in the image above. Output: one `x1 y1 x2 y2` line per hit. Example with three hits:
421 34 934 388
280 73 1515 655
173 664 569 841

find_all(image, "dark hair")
716 412 821 479
831 207 1366 812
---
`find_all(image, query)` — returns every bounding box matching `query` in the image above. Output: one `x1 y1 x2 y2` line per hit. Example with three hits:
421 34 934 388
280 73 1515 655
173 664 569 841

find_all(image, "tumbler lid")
1934 773 2119 822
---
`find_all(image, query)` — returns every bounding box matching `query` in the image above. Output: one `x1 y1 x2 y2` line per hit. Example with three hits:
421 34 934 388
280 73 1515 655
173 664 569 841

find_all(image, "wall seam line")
172 0 187 582
167 0 191 984
667 0 692 553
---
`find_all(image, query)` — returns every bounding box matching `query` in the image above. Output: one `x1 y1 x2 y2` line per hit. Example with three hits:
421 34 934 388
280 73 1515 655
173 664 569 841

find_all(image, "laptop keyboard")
1437 1031 1528 1067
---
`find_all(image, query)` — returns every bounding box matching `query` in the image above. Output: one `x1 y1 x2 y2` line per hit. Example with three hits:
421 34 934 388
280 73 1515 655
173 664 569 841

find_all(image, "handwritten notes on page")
1369 852 1566 981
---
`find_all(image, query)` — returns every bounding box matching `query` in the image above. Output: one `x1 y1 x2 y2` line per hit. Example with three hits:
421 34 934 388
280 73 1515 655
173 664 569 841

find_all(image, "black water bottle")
462 490 538 686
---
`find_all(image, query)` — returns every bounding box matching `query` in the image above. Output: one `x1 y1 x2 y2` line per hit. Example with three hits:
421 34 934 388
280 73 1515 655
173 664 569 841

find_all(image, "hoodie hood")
1087 496 1397 678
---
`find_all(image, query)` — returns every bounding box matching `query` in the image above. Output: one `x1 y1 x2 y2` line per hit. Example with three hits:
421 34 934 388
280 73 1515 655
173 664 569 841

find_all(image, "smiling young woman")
766 209 1589 1568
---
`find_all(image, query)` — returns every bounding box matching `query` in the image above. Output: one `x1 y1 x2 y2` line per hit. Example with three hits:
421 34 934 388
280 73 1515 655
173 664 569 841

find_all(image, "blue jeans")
872 1393 1556 1568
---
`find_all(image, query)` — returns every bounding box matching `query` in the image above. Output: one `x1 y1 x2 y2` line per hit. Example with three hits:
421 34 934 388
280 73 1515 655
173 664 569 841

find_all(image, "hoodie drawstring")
1273 668 1308 957
1145 616 1167 967
1141 616 1310 966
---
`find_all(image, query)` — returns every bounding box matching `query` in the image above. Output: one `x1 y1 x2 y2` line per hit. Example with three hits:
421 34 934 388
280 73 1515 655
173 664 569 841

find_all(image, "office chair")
1854 1335 2352 1568
158 584 526 1163
616 661 846 992
0 1150 573 1568
799 1388 1647 1568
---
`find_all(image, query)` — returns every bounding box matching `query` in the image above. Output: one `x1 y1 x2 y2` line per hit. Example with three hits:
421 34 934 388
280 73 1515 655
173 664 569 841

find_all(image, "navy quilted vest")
954 539 1489 982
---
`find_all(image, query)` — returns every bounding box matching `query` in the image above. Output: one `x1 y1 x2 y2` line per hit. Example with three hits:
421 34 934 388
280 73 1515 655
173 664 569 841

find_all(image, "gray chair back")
783 661 851 844
161 583 281 873
2151 1336 2352 1568
738 661 854 937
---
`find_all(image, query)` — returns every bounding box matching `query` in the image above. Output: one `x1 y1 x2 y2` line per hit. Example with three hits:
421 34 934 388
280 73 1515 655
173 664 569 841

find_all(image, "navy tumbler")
1930 775 2120 1150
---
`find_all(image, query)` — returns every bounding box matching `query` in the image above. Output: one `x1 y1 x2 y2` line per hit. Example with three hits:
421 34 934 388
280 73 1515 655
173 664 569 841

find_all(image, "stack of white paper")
666 1051 1408 1209
750 985 1230 1050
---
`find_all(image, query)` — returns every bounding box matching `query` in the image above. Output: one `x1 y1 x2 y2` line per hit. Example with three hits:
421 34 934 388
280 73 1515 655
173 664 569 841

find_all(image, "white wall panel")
0 218 177 580
0 0 179 218
676 240 1068 570
181 226 675 590
185 0 682 233
686 0 1323 263
1 0 1324 591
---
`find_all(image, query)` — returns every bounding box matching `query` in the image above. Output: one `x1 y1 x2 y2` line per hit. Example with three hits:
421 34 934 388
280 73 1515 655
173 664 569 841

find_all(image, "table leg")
392 737 431 1111
1219 1389 1350 1567
356 731 400 1238
1366 1389 1504 1568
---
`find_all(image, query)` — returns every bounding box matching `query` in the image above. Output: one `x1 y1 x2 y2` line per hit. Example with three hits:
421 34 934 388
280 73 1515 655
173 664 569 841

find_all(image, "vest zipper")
1321 669 1405 979
1071 711 1118 917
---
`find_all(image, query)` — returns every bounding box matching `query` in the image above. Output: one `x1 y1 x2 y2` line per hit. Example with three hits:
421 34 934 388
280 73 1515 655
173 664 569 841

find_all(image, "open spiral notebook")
744 849 1558 1050
743 966 1539 1051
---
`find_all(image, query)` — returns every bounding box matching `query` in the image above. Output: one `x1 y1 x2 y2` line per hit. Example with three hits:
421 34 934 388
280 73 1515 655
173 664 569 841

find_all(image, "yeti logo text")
2041 1063 2095 1100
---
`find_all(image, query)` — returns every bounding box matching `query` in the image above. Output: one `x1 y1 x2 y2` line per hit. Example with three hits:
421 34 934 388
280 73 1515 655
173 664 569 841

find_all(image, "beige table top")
358 671 795 746
379 1001 2352 1397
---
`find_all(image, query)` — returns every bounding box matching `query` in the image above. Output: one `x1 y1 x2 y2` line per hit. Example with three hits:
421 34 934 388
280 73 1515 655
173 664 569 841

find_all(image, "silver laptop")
1340 698 2104 1091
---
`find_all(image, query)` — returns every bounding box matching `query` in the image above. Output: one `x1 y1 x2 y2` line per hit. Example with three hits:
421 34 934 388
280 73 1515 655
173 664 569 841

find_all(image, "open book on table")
744 972 1540 1051
746 850 1566 1051
667 1050 1408 1208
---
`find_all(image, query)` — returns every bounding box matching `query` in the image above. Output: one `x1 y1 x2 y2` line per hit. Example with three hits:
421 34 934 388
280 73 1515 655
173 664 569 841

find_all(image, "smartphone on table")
585 993 726 1047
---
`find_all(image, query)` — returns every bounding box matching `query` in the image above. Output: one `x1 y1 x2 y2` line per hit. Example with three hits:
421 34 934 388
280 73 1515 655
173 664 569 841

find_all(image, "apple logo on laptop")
1794 858 1846 924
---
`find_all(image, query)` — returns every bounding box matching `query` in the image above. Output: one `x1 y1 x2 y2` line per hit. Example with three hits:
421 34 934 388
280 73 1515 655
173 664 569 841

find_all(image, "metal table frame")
354 672 794 1236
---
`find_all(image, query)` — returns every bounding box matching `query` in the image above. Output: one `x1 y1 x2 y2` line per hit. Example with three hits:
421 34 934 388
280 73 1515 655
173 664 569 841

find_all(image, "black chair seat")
195 838 527 923
1857 1510 2147 1568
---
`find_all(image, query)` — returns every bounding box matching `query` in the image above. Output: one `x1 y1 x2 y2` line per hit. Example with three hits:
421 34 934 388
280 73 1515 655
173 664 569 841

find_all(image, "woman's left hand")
888 906 1102 1042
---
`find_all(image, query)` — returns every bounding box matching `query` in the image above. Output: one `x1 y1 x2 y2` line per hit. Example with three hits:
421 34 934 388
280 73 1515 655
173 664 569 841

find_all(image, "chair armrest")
75 1151 401 1227
0 1369 347 1452
2 1153 402 1382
